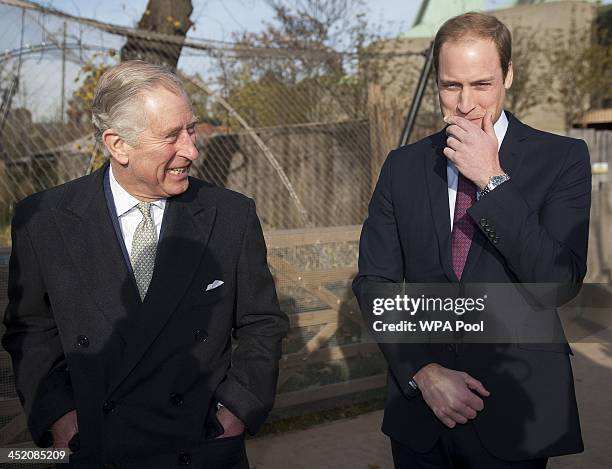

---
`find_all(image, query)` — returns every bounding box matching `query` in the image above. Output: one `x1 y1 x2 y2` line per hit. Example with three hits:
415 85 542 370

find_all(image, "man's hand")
413 363 490 428
443 111 503 189
215 406 245 438
51 410 78 448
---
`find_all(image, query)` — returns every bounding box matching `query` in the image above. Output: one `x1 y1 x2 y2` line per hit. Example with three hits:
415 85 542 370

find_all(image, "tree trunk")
121 0 193 71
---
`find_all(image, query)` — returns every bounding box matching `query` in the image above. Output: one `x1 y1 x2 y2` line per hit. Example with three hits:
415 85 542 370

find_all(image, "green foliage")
216 70 365 128
178 71 221 125
503 12 611 130
505 26 546 120
548 25 612 130
215 0 373 128
66 51 114 126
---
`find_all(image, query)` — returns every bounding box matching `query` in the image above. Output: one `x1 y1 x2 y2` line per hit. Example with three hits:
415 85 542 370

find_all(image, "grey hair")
92 60 188 152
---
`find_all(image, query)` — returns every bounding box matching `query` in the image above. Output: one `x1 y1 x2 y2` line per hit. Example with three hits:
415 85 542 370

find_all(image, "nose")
457 88 476 116
177 129 199 161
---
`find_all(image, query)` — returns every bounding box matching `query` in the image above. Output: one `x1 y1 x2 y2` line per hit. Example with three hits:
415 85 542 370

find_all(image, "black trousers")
64 434 250 468
391 423 547 469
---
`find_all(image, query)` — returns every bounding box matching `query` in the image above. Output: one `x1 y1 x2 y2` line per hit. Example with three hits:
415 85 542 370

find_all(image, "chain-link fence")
0 0 440 447
0 0 436 235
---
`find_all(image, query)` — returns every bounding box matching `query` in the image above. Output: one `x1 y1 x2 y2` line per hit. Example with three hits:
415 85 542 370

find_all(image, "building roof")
401 0 601 38
576 108 612 126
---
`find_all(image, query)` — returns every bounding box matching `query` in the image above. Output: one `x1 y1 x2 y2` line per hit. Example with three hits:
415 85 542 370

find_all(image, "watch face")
489 174 510 189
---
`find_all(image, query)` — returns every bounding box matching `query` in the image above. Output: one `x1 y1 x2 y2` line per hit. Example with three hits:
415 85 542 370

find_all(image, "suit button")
479 218 488 227
76 335 89 348
488 231 496 239
484 227 492 233
493 237 500 244
178 451 191 465
194 329 208 342
170 393 184 406
102 400 116 414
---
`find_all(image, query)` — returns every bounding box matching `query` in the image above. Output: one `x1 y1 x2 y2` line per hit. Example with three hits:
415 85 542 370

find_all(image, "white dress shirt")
447 110 509 231
109 166 166 253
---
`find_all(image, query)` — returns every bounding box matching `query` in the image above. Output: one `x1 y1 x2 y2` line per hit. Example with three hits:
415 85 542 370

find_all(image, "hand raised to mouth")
443 110 503 189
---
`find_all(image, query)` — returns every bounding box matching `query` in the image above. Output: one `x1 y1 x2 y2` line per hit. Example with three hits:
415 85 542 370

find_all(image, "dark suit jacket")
353 113 591 461
3 162 288 468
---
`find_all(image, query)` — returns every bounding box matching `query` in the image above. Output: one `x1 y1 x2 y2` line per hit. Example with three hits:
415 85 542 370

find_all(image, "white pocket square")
205 280 224 292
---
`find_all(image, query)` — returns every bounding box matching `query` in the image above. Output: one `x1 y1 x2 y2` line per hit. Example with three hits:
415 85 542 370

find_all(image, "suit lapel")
52 163 141 343
107 181 217 395
425 132 458 282
496 112 528 177
461 112 528 280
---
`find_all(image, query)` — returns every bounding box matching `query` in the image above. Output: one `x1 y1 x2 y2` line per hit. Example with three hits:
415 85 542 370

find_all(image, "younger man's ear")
504 61 514 90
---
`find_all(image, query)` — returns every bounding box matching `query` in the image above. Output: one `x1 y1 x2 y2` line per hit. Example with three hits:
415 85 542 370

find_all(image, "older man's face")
119 87 199 200
437 38 513 128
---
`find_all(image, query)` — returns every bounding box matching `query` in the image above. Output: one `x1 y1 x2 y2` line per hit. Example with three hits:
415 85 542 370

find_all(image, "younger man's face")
437 38 513 128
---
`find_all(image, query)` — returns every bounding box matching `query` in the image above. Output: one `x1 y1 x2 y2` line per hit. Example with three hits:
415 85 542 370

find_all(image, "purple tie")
451 173 477 280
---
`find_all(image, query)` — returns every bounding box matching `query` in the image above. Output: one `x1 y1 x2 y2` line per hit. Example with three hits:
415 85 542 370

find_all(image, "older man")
353 12 590 469
3 60 288 468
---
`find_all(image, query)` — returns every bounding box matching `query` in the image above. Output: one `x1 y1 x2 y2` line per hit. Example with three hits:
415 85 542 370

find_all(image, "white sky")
42 0 612 42
1 0 610 120
0 0 424 119
44 0 422 41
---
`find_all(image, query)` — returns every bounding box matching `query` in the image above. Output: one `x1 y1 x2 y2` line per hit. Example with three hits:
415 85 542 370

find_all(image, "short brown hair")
433 12 512 80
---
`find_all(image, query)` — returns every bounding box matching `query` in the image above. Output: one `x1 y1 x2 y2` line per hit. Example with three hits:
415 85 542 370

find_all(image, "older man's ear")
102 129 130 165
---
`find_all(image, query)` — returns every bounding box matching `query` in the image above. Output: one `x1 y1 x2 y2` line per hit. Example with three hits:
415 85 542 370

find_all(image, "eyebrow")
162 118 199 137
439 77 495 86
472 77 495 84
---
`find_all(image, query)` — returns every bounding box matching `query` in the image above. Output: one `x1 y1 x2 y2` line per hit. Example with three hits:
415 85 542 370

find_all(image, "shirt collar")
494 110 509 150
109 165 166 217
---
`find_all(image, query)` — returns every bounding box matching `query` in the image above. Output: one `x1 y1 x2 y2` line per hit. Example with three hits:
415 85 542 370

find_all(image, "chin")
166 179 190 197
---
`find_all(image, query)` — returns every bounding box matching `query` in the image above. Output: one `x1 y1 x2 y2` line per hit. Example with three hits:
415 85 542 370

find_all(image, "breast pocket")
195 284 231 306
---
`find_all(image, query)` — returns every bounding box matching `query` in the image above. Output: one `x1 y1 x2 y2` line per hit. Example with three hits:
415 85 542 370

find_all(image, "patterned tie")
130 202 157 300
451 174 477 280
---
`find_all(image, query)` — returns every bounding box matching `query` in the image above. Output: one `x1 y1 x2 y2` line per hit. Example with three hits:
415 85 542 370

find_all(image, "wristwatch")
480 173 510 197
408 378 419 391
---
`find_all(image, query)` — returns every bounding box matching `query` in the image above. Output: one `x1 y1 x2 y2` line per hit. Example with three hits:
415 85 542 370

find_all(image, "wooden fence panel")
569 129 612 184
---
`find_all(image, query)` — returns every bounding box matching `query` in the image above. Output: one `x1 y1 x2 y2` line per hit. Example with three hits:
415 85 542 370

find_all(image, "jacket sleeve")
352 152 435 398
468 138 591 287
213 199 289 434
2 205 75 447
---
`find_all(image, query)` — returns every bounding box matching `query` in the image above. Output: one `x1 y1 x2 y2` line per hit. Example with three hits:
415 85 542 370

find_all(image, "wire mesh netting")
0 0 437 447
0 0 435 234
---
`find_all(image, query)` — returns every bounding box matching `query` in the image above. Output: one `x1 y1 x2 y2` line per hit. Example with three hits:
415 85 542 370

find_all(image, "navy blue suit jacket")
353 113 590 460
